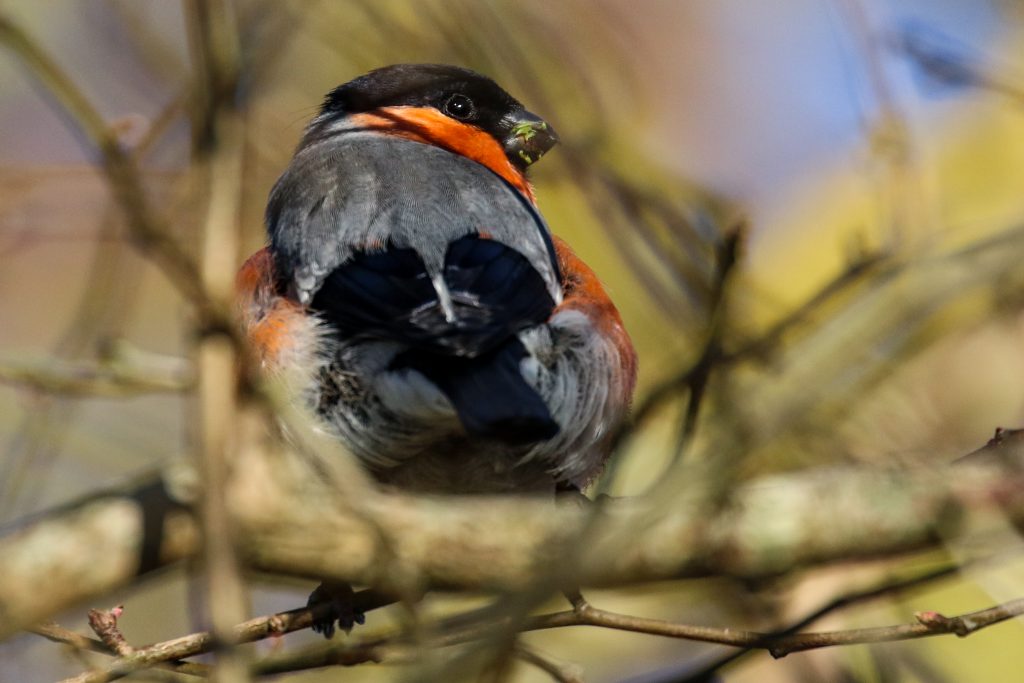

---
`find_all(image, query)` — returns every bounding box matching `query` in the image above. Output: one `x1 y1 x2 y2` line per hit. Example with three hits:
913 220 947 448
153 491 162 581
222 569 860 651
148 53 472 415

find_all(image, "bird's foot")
307 581 366 639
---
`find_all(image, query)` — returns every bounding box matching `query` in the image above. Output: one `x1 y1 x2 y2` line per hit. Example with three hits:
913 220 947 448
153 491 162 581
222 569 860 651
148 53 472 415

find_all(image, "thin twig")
0 86 188 521
240 586 1024 677
32 622 108 655
608 246 886 460
675 223 744 452
515 644 585 683
895 23 1024 107
87 606 133 656
0 358 192 397
521 595 1024 658
58 591 391 683
721 249 888 363
32 622 210 678
57 571 1023 680
679 563 961 682
0 13 224 324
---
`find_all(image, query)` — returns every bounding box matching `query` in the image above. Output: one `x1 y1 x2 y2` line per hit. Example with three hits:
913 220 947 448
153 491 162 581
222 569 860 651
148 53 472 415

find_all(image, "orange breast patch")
349 106 535 203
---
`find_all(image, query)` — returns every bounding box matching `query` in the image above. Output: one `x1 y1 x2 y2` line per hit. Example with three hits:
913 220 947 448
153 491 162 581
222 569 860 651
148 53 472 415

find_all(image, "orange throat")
349 106 535 203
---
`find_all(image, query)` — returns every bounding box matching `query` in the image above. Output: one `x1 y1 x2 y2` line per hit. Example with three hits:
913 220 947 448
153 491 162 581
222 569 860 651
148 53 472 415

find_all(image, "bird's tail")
396 337 559 444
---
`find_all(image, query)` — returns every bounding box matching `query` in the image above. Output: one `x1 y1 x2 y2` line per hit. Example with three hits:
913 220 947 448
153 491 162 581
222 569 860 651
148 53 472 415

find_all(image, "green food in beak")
505 111 559 168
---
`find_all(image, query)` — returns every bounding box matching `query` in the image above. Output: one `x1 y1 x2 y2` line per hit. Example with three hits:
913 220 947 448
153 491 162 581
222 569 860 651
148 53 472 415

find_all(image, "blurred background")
3 1 1024 681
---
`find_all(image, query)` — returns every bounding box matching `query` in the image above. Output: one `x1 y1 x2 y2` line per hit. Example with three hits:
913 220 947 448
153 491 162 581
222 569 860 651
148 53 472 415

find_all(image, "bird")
236 63 637 636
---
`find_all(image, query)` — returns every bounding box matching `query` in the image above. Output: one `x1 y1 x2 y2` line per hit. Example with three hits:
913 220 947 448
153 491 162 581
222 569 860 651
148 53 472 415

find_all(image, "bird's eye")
443 94 475 120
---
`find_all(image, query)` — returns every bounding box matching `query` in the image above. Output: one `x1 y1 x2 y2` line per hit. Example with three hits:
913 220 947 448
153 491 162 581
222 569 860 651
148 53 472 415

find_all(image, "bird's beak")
504 111 559 168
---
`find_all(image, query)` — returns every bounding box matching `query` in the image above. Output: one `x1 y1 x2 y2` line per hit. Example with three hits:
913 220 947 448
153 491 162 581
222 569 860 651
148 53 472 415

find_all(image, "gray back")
267 133 561 305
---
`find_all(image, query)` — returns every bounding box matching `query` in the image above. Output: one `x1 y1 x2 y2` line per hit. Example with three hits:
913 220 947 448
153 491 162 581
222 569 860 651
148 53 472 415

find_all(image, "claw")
307 581 366 639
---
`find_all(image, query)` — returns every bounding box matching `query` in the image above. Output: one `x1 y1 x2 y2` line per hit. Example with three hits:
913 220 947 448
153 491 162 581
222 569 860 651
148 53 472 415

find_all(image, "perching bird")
237 64 637 635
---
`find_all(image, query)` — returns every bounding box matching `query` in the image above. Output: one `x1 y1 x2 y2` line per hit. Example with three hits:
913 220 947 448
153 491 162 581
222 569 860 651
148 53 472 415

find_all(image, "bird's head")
305 64 559 198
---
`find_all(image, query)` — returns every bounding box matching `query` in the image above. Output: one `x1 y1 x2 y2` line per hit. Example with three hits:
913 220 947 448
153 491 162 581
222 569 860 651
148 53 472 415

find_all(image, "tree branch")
185 1 250 681
32 621 210 679
0 357 192 397
36 558 1019 680
520 595 1024 658
680 562 961 681
0 13 225 324
514 644 585 683
614 244 887 456
58 593 390 683
3 429 1024 643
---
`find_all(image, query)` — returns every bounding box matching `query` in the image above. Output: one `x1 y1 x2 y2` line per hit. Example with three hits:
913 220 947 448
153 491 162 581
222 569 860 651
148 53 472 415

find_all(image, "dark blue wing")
311 234 556 358
309 244 436 337
396 337 559 443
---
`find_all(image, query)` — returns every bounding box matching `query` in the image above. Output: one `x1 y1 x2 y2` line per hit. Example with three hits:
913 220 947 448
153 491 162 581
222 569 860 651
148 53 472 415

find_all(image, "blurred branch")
4 430 1024 643
722 249 888 364
32 622 210 679
0 472 198 641
0 85 189 521
0 13 224 325
681 562 961 681
614 244 887 457
895 23 1024 106
836 0 930 243
561 150 717 327
238 458 1002 592
33 622 109 657
184 1 252 681
0 356 192 397
676 223 744 447
514 644 585 683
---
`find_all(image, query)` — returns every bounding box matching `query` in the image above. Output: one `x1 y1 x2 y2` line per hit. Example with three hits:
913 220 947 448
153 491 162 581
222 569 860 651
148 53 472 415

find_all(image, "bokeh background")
3 1 1024 681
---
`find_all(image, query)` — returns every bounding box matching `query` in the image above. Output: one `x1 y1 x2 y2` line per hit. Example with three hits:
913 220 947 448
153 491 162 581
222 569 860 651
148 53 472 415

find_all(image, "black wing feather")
310 245 437 336
311 234 555 358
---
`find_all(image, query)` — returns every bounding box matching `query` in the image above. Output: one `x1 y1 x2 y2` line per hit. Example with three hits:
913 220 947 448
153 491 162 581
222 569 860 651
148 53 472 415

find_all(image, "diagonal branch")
32 622 210 679
514 644 585 683
520 595 1024 658
57 592 391 683
614 244 887 456
0 357 193 397
0 14 224 324
680 562 961 681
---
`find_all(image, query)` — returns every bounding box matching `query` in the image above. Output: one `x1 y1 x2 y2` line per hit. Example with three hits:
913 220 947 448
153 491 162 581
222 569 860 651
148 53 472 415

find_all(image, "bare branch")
0 357 192 397
235 580 1024 677
0 473 198 640
519 595 1024 658
515 644 585 683
60 595 387 683
87 606 133 656
0 13 224 323
32 622 210 679
32 622 109 656
614 245 887 456
4 429 1024 642
180 1 253 680
770 598 1024 657
680 562 961 681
